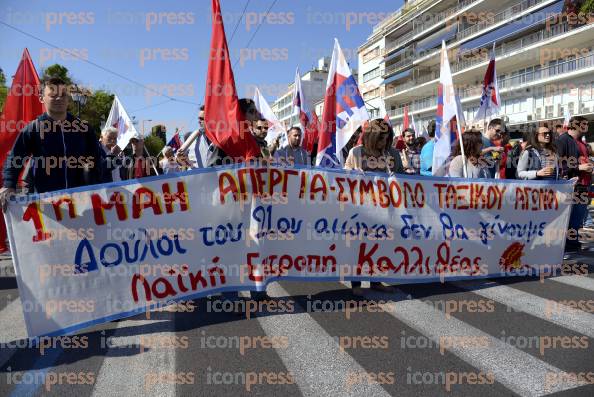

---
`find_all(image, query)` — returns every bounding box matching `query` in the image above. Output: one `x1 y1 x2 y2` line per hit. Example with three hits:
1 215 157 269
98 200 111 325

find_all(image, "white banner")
5 166 573 337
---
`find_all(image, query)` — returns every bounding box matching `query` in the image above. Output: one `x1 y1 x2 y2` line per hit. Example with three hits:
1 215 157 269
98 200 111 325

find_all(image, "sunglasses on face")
199 117 205 121
538 132 552 136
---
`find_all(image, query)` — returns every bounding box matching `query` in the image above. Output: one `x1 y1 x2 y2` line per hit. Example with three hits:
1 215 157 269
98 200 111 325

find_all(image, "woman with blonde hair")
344 119 403 176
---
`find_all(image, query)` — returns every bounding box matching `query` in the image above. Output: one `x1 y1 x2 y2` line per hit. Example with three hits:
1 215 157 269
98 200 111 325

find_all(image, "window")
363 67 381 82
513 98 521 113
363 46 380 63
548 60 557 78
581 83 593 101
363 88 380 100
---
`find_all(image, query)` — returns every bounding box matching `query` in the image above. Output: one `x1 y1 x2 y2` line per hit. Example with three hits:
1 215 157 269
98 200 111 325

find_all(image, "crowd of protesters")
0 76 593 289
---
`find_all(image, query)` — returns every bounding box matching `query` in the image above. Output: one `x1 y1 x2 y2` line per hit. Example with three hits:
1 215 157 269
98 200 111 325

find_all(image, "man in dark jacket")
0 76 104 209
556 117 593 252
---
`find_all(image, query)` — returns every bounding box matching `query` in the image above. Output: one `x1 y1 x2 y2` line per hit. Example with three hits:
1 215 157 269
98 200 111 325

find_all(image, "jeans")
567 202 588 248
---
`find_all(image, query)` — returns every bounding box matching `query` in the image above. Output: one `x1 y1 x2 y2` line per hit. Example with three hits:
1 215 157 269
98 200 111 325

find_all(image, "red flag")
303 111 320 153
403 105 410 131
0 49 44 253
356 120 370 146
204 0 260 161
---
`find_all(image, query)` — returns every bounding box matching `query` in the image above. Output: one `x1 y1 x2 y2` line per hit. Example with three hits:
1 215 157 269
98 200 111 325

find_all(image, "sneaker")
370 283 396 293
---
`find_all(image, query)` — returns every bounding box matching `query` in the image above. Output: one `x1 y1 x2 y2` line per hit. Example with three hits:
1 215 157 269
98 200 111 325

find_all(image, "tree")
0 68 7 114
151 124 167 143
41 64 73 85
80 90 114 138
143 134 165 160
581 0 594 12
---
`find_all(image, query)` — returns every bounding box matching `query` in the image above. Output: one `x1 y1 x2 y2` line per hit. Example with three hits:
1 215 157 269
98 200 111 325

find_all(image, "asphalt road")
0 253 593 397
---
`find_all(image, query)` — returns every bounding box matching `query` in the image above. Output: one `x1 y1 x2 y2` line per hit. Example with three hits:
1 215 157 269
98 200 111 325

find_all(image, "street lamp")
141 119 153 138
70 84 88 118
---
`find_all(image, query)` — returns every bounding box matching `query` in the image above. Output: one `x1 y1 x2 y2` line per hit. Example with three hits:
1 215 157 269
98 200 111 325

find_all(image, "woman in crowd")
344 118 403 296
344 119 403 176
516 125 558 180
449 129 490 178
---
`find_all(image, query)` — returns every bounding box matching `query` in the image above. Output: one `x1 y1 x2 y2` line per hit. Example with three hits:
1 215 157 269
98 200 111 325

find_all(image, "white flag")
105 95 139 150
253 87 286 146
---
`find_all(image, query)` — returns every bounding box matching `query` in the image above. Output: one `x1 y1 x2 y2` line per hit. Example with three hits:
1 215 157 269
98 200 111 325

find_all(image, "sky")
0 0 403 139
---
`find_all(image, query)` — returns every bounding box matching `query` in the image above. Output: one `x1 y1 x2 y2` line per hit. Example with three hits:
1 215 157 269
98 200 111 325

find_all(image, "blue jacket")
420 139 435 176
3 113 104 193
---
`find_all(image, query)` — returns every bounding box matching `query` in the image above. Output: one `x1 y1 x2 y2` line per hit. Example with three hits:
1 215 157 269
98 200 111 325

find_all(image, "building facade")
271 57 330 128
358 0 594 137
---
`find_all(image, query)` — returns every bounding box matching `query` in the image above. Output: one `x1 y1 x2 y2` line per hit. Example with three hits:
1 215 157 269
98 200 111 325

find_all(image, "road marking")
252 285 392 397
91 314 177 397
339 282 586 396
549 274 594 292
453 281 594 338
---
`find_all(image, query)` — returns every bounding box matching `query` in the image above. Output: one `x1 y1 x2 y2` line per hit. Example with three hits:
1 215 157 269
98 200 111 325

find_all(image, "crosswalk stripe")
0 298 28 369
253 284 392 397
370 286 587 397
90 313 177 397
548 274 594 292
453 280 594 338
0 261 15 278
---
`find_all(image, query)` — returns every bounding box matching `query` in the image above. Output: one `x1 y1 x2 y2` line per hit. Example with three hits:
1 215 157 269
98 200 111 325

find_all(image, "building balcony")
383 56 414 77
387 52 594 118
385 0 481 55
457 0 547 41
385 21 590 100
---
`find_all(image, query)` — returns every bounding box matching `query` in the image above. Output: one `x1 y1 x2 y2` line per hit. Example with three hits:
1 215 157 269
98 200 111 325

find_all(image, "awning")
383 68 412 85
416 25 457 54
459 0 565 53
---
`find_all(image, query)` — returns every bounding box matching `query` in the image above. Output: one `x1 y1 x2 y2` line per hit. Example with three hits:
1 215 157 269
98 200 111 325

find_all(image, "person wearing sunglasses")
517 125 558 180
481 118 506 178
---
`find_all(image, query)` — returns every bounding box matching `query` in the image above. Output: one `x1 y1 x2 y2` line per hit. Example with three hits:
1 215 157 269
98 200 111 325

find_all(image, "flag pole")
454 88 468 178
458 120 468 178
144 146 160 175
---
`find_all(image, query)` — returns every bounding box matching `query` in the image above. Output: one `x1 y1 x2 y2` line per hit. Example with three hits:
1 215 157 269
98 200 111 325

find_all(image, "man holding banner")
0 76 104 208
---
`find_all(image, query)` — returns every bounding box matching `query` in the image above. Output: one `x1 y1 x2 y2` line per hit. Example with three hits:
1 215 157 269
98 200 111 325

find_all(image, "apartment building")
358 0 594 137
271 57 330 128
